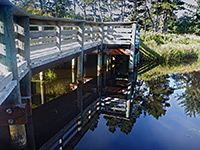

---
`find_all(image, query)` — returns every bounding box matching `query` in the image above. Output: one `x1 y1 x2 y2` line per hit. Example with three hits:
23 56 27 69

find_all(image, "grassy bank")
140 31 200 63
138 59 200 80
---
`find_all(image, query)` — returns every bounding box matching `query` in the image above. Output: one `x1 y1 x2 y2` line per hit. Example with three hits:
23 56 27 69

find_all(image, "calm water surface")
76 73 200 150
32 57 200 150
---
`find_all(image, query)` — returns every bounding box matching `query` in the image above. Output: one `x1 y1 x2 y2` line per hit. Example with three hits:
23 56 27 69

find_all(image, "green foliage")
45 69 57 82
140 31 200 62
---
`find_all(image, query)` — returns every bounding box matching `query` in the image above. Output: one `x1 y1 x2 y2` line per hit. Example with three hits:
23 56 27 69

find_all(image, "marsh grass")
138 59 200 80
140 31 200 62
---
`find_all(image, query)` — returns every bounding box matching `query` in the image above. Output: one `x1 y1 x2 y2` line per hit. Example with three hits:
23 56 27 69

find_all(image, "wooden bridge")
0 0 140 149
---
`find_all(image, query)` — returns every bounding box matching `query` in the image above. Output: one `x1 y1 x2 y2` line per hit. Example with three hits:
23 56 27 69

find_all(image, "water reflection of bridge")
34 66 139 149
0 55 140 149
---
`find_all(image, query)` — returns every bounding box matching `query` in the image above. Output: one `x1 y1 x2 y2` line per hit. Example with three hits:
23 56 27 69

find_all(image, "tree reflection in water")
172 71 200 117
104 116 136 135
134 75 173 120
102 74 175 135
97 69 200 136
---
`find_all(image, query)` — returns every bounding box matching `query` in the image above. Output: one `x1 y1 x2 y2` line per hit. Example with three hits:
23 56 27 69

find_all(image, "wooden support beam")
72 58 76 84
100 23 104 50
0 6 28 149
97 54 102 77
76 22 85 83
126 80 132 118
39 72 45 105
83 54 87 83
129 23 137 76
76 22 85 132
18 16 32 98
0 6 21 103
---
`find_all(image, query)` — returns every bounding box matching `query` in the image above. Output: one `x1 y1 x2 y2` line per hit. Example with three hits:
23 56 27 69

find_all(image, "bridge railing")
104 22 133 45
0 1 138 104
28 16 104 68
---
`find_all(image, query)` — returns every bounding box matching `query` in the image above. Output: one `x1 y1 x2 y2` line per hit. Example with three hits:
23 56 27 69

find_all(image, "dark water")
31 56 200 150
76 73 200 150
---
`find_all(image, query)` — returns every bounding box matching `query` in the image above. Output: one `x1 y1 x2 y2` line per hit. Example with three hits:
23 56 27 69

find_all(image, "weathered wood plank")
105 28 132 33
30 37 56 44
0 72 13 92
14 24 24 36
0 63 8 73
30 30 56 38
106 34 131 40
84 36 91 41
0 43 6 56
31 52 60 65
30 48 80 68
93 28 99 32
61 34 77 39
104 40 130 45
61 39 77 45
30 42 57 51
18 67 29 81
61 43 80 52
0 80 17 105
30 48 59 59
61 30 77 36
17 61 28 75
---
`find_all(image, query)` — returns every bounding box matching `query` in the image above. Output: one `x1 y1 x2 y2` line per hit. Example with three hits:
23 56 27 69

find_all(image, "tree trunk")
98 0 103 22
93 3 97 22
108 0 113 21
83 3 86 20
147 6 154 30
155 0 159 32
134 0 137 21
162 9 168 33
39 0 43 10
144 0 147 31
120 0 123 21
55 0 58 17
123 0 125 21
74 0 76 19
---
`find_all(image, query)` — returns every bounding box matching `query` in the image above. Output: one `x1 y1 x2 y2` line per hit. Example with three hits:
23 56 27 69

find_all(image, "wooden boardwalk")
0 1 140 149
0 1 140 106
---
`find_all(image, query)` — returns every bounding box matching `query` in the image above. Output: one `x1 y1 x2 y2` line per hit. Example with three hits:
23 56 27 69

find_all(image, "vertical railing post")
89 25 93 43
126 23 137 118
104 25 108 43
56 21 61 52
0 5 27 149
18 16 36 149
100 23 104 51
83 54 87 83
97 23 104 98
77 21 85 132
129 23 137 76
38 25 43 44
77 22 85 83
40 72 45 104
71 58 76 90
17 16 31 99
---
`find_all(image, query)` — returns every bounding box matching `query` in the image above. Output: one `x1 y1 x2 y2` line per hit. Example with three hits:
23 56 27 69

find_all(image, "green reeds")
140 31 200 63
